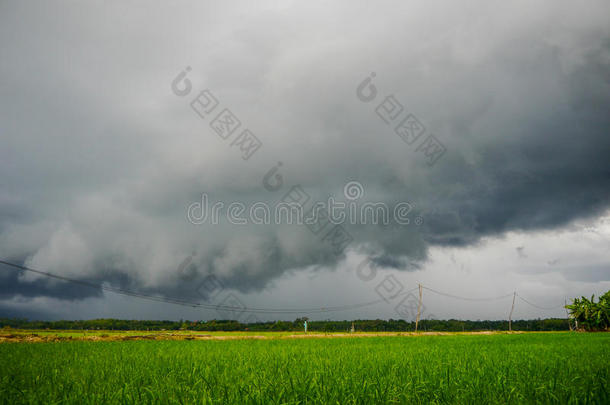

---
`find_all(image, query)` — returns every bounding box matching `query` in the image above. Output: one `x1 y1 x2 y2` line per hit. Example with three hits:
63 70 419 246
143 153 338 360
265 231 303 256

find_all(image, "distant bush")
566 290 610 331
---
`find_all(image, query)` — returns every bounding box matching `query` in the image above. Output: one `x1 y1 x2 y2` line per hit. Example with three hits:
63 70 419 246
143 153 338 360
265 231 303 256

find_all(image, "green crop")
1 332 608 404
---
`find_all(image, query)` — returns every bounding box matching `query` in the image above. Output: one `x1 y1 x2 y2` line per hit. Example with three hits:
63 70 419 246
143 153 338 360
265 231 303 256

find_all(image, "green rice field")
1 332 608 404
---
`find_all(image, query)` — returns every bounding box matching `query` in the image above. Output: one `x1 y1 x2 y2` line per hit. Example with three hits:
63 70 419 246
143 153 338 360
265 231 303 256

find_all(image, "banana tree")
565 290 610 331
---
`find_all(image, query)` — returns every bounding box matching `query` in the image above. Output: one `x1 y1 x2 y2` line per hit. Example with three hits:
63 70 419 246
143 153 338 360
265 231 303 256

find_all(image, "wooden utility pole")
509 291 516 332
565 298 573 331
415 284 423 332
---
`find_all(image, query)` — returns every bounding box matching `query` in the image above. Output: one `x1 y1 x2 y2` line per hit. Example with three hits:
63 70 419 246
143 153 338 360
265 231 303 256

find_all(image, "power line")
516 293 566 310
0 258 567 315
421 285 565 310
421 286 514 301
0 259 414 314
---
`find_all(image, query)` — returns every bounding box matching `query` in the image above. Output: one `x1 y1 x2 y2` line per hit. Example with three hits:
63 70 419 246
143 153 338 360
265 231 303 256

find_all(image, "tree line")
0 317 570 332
2 291 607 332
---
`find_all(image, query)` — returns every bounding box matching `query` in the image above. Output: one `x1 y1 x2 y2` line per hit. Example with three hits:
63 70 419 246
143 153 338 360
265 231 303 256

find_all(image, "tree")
565 290 610 331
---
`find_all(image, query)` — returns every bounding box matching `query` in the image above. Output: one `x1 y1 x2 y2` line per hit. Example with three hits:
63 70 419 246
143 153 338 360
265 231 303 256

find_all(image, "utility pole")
509 291 516 332
415 283 423 332
565 298 573 331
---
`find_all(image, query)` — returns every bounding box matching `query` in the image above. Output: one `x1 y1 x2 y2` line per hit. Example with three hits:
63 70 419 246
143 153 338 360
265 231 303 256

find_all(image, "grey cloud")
561 265 610 283
1 1 609 312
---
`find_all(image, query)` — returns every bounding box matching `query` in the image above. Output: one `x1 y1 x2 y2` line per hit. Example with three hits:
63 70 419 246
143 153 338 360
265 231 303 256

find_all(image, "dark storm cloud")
0 260 135 301
0 1 609 308
0 266 100 301
0 303 56 321
370 254 421 271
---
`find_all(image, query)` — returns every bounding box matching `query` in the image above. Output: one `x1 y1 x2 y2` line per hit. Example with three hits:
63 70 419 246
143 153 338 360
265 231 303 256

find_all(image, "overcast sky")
1 1 609 322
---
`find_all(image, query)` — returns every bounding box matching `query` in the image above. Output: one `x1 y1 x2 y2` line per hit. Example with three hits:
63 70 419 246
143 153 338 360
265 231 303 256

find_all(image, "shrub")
566 290 610 331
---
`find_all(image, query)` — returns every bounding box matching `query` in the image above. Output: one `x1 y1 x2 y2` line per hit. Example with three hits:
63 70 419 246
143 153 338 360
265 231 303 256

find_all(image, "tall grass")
1 333 608 404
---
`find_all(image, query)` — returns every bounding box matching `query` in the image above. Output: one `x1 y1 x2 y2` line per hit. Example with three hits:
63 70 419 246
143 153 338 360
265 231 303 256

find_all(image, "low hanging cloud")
1 1 609 305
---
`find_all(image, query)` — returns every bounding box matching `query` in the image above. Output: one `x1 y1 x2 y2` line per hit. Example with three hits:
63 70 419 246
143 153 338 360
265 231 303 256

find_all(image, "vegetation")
1 333 608 404
566 290 610 331
0 317 570 332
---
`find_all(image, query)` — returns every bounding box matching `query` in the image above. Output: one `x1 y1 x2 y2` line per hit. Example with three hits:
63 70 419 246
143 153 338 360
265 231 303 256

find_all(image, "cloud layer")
1 1 609 315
